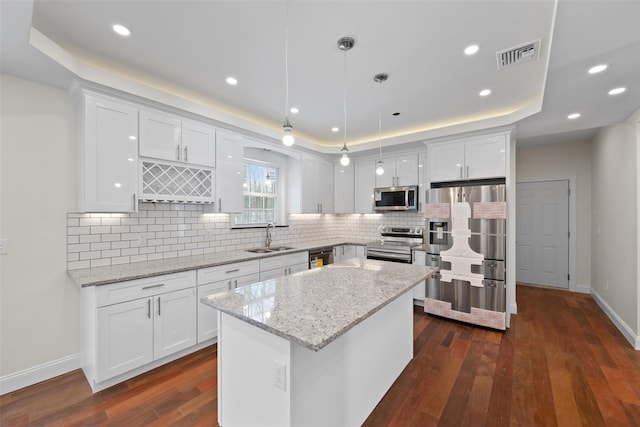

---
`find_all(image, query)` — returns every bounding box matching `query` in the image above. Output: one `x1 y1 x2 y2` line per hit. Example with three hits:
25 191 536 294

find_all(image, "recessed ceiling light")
331 127 339 132
567 113 581 120
392 112 400 116
464 44 479 55
608 87 627 95
112 24 131 37
479 89 491 97
588 64 607 74
290 107 299 114
226 77 238 85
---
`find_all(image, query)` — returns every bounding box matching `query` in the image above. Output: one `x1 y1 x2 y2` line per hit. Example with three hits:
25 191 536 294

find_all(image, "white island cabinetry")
203 259 436 427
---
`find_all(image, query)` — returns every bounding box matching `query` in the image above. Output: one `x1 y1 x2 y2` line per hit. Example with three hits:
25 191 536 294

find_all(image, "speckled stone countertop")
201 258 437 351
68 238 371 287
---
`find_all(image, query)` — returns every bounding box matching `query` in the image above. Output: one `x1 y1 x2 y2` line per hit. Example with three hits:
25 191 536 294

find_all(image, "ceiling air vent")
496 39 541 70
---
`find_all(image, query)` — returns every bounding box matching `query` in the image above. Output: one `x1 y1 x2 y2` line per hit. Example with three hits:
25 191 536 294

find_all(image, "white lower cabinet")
83 271 197 391
333 245 365 262
96 298 153 381
333 245 364 262
259 252 309 281
197 260 260 343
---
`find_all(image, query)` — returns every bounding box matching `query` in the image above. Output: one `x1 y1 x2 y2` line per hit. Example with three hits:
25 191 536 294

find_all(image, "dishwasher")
309 246 334 269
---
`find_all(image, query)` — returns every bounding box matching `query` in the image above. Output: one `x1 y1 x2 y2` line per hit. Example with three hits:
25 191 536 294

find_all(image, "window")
234 161 278 225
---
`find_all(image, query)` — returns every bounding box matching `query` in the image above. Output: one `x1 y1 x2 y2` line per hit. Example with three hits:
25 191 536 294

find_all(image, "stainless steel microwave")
373 185 419 211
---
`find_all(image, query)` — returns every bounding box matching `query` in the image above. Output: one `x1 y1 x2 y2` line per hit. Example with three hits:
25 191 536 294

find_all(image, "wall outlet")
274 361 286 391
0 239 8 255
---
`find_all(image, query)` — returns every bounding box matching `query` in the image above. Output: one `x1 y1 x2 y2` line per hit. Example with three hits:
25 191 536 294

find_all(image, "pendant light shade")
338 36 354 166
374 73 388 176
281 0 294 146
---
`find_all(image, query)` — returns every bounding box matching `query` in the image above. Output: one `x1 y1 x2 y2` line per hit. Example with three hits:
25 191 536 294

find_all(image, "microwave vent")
496 39 540 69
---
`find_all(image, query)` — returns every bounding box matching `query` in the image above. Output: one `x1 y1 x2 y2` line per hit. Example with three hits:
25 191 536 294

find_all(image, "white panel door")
334 163 354 213
139 109 182 162
154 288 197 359
97 298 153 381
429 142 465 182
182 120 216 167
465 136 506 179
516 180 569 288
215 131 245 213
354 160 376 213
197 280 230 343
83 96 139 213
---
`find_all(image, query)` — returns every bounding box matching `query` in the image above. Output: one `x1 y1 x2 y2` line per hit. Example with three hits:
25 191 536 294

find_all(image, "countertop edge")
69 239 372 287
202 269 433 352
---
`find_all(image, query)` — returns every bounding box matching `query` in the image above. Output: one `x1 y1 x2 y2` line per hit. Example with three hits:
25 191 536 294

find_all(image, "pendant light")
281 0 294 146
338 37 354 166
374 73 388 176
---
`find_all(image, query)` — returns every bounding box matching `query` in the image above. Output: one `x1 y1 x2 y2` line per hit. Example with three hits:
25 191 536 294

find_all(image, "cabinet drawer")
197 260 260 285
97 271 196 307
259 251 308 271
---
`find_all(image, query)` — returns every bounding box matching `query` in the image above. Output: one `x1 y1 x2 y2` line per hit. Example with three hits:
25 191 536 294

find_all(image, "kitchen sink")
246 246 294 253
269 246 294 251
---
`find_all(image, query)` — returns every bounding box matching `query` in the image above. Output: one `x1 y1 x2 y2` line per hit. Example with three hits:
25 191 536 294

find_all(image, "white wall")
591 110 638 337
0 74 79 378
516 140 592 288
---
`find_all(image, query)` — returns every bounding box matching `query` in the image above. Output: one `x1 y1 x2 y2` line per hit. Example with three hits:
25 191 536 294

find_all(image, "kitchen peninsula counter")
202 258 437 427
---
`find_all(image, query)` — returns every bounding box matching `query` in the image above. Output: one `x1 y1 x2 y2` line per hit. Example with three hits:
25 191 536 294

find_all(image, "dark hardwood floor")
2 285 640 426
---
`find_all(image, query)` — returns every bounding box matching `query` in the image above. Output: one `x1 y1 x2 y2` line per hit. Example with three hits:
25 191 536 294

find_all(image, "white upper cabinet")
298 155 334 213
181 120 216 167
334 163 354 213
429 134 506 182
418 151 429 212
79 93 139 213
139 109 182 162
354 160 376 214
139 109 215 167
465 136 507 180
215 130 245 213
375 154 419 187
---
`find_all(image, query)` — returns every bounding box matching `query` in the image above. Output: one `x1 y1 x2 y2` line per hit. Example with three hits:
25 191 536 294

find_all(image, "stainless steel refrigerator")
423 182 507 329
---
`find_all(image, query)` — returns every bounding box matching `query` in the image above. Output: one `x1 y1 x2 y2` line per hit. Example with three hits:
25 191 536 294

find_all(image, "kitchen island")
201 258 437 427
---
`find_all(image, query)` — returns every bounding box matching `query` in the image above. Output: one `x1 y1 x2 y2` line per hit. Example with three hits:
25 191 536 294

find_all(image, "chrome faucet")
265 222 274 248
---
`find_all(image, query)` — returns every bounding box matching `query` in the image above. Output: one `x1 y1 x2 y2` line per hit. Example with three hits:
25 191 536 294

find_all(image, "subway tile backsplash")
67 203 425 270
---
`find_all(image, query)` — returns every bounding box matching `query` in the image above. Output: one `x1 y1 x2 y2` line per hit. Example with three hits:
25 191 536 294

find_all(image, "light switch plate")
0 239 8 255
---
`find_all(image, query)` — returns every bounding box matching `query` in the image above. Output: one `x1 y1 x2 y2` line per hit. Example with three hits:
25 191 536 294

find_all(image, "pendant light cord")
342 47 348 152
284 0 290 120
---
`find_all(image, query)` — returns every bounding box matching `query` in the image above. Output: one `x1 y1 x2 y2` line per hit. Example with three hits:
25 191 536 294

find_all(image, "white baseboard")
591 290 640 350
0 353 81 396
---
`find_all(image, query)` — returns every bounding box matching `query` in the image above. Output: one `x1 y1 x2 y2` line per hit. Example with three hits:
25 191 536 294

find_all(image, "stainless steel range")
366 226 424 263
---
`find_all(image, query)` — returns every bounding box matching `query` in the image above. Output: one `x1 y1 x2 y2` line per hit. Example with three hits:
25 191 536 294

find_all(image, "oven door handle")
366 250 412 263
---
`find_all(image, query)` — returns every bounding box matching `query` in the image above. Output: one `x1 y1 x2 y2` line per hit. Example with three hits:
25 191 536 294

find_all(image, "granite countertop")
68 238 372 287
201 258 437 351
